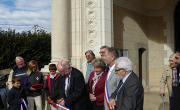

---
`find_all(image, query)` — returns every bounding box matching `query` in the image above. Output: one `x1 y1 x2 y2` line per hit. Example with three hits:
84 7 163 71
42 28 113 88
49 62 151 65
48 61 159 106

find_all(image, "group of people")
160 50 180 110
6 45 144 110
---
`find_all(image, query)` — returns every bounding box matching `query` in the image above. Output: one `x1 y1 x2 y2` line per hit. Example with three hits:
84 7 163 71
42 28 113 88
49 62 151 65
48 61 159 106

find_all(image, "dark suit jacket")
58 67 88 110
110 72 144 110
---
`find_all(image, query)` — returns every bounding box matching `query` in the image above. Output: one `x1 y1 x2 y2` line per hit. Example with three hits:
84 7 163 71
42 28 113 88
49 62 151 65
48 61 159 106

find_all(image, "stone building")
45 0 180 92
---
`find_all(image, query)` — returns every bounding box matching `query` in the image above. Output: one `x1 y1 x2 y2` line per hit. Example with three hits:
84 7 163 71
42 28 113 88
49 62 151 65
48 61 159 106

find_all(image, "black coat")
110 72 144 110
26 71 44 97
7 87 26 110
58 67 88 110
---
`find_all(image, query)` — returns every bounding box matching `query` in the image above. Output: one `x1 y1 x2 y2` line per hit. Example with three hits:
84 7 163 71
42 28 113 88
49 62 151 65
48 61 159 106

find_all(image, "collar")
50 73 57 79
122 72 131 83
109 64 115 72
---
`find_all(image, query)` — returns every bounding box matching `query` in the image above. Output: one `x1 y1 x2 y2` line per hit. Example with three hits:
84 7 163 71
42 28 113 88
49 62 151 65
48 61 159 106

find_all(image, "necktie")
116 80 123 92
65 76 70 96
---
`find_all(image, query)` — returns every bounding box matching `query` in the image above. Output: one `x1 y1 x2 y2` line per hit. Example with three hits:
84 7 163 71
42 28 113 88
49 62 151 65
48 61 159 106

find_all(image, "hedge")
0 29 51 70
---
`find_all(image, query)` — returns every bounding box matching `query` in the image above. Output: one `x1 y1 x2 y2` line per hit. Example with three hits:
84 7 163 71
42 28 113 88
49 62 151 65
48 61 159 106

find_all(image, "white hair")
57 58 71 69
15 56 24 62
115 57 133 72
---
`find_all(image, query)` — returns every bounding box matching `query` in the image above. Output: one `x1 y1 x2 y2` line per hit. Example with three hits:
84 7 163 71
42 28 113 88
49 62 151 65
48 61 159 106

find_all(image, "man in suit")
109 57 144 110
173 50 180 110
99 46 119 110
56 59 88 110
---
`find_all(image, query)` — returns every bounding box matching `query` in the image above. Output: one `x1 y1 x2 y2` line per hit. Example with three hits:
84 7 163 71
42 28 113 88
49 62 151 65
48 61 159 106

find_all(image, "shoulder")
162 66 172 76
89 71 95 79
126 72 141 87
72 67 83 76
8 88 15 94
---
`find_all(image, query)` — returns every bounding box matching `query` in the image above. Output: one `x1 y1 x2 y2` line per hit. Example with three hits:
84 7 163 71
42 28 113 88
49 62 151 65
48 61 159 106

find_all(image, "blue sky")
0 0 51 32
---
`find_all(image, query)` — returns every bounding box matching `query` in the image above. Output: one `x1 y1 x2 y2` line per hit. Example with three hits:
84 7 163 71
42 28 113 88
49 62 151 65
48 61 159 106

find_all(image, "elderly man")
109 57 144 110
56 59 88 110
99 46 119 110
7 56 28 89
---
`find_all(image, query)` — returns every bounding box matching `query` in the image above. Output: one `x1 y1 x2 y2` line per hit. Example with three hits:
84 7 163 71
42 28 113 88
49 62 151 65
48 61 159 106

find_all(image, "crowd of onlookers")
4 45 145 110
160 50 180 110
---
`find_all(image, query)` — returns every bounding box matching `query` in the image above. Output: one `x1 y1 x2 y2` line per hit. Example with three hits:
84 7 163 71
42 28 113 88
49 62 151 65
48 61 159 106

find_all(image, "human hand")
30 87 36 91
109 99 116 110
89 93 96 101
47 97 53 104
57 98 65 105
159 92 165 97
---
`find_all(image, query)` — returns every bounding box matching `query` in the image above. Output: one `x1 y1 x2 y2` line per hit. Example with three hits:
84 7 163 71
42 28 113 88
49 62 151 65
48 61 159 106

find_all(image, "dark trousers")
172 86 180 110
91 102 104 110
169 97 174 110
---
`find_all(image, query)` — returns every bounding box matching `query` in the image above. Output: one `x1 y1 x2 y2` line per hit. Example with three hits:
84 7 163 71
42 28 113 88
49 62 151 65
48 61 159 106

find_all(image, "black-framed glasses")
115 68 125 72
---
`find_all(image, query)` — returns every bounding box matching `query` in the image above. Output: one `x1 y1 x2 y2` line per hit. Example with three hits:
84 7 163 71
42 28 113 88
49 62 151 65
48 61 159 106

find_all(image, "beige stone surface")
144 91 169 110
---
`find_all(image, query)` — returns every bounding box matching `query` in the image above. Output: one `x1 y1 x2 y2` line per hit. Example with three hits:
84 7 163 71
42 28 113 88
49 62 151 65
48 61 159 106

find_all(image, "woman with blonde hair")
26 60 44 110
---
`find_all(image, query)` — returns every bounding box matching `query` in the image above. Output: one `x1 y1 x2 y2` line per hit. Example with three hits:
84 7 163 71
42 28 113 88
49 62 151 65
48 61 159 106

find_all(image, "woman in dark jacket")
26 60 44 110
88 58 107 110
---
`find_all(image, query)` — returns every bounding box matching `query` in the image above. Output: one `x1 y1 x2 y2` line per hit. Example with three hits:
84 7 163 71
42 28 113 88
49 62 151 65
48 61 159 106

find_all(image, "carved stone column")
51 0 71 63
41 0 71 72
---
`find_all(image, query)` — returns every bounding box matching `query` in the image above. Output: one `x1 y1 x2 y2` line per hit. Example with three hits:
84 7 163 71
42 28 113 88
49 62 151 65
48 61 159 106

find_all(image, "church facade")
49 0 180 92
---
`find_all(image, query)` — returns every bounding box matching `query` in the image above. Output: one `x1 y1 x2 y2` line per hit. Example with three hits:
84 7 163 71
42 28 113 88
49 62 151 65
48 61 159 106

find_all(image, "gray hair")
57 58 71 69
91 58 106 70
115 57 133 72
15 56 24 63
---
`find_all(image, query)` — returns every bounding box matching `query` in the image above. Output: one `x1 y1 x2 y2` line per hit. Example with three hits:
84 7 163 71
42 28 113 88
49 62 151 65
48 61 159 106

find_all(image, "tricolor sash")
105 80 111 110
49 101 71 110
56 104 71 110
21 99 27 110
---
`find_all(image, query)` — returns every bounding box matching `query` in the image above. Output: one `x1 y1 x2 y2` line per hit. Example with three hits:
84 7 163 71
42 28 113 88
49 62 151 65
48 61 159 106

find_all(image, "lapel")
117 73 133 94
108 68 115 82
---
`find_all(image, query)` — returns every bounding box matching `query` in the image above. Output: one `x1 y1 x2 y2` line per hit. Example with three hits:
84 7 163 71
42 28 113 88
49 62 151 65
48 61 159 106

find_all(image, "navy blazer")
110 72 144 110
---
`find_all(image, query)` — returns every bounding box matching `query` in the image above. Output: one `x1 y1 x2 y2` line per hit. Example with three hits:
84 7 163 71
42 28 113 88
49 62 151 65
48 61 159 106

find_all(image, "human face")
49 69 56 75
94 67 103 75
57 65 71 76
85 52 94 63
169 58 177 68
13 81 21 88
16 60 25 68
115 68 127 79
99 48 108 59
175 52 180 65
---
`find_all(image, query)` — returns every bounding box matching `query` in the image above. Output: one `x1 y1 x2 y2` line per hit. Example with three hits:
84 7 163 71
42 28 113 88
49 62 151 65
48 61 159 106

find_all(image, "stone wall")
113 4 167 91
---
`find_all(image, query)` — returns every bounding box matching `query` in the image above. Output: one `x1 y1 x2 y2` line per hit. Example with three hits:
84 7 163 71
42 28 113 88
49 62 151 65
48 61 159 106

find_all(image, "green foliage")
0 29 51 70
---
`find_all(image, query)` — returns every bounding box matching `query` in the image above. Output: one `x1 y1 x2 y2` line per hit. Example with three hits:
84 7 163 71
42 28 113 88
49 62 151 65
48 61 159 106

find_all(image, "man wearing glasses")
109 57 144 110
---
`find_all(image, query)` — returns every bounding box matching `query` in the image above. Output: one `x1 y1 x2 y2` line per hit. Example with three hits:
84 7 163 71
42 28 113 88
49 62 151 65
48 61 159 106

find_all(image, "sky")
0 0 51 32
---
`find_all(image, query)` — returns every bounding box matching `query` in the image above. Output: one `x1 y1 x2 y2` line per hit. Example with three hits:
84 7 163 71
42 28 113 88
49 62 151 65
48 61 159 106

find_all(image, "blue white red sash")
21 99 27 110
49 101 71 110
105 80 110 110
56 104 71 110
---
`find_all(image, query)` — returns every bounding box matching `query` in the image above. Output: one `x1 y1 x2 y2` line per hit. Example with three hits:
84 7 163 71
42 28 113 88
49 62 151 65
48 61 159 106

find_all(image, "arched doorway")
174 1 180 50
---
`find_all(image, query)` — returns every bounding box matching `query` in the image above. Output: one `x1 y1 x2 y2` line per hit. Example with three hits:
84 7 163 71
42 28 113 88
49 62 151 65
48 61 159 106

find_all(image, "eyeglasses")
115 68 125 72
